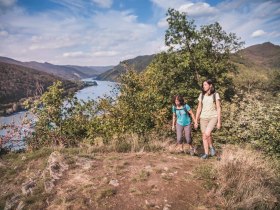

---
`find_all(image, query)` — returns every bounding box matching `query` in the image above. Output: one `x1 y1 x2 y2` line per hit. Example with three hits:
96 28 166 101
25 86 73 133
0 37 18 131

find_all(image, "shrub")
214 145 279 209
216 91 280 157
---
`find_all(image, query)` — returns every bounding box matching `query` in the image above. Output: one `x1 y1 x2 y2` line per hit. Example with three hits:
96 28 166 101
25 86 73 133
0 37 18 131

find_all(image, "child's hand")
172 125 175 131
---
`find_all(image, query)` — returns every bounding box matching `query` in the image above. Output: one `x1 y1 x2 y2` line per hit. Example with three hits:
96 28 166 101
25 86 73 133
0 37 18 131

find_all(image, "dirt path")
46 152 216 210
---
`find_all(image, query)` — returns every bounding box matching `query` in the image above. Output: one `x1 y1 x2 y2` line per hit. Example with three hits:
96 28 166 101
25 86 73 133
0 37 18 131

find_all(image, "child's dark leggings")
176 123 192 144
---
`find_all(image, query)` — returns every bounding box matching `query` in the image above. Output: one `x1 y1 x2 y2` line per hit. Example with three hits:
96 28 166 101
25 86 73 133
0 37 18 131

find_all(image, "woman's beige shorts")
200 117 218 133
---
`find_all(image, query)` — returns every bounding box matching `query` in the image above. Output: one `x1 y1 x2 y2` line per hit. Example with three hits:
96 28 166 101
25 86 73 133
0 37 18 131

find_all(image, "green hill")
97 55 155 81
97 43 280 92
231 42 280 92
0 57 113 80
0 62 80 115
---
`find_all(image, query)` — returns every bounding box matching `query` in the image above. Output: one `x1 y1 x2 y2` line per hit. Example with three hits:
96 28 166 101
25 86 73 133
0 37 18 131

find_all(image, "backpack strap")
183 104 189 114
174 105 189 116
201 92 216 104
213 92 216 103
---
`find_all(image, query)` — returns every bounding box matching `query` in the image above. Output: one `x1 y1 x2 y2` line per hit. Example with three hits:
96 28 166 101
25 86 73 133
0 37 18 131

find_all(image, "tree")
164 8 244 100
108 8 244 138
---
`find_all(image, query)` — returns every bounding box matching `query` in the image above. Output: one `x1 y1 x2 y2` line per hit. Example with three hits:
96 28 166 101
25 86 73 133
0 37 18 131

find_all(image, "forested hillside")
97 55 155 81
231 42 280 92
97 42 280 92
0 57 113 80
0 62 81 115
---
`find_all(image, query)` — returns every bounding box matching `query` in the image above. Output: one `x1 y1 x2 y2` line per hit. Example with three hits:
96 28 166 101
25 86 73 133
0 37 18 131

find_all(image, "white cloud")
92 0 113 8
0 5 161 65
0 30 8 36
251 30 266 38
0 0 16 7
151 0 186 10
157 17 168 28
179 2 217 17
0 0 280 66
92 51 119 57
199 0 280 47
63 51 86 58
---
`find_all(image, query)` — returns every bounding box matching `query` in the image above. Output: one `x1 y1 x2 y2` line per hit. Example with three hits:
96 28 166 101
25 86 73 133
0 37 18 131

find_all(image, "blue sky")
0 0 279 66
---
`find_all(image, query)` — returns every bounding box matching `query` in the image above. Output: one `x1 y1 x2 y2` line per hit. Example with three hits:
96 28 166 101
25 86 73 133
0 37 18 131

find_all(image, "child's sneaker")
200 154 209 159
189 148 195 156
210 147 216 156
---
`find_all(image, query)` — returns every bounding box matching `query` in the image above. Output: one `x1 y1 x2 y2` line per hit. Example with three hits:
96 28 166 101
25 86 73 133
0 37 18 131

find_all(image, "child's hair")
202 79 216 95
173 95 185 106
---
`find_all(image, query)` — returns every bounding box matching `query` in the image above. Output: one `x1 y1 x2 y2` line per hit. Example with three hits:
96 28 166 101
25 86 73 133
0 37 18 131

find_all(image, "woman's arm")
216 99 221 129
188 109 196 124
194 101 202 129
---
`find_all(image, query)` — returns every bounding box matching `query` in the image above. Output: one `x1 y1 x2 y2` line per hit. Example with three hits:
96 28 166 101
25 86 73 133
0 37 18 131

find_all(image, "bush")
216 91 280 157
214 145 279 209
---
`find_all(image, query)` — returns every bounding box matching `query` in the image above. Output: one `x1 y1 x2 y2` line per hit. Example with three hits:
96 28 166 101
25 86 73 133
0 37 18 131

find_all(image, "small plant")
95 188 117 201
132 169 150 182
193 164 216 190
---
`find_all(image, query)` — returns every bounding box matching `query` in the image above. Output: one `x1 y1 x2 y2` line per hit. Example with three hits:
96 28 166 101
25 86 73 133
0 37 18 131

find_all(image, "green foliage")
0 61 79 116
27 81 93 149
216 91 280 157
165 8 244 100
19 8 279 159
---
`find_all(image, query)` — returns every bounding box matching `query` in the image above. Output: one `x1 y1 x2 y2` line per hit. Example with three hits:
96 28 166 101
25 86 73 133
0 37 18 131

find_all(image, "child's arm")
172 113 176 131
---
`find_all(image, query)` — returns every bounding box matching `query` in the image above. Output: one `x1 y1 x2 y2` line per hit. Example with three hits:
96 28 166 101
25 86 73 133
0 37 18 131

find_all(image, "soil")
0 150 218 210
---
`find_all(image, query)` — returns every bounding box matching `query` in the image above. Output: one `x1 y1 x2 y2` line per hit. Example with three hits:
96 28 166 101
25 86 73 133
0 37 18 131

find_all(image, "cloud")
0 4 162 65
0 0 16 7
151 0 186 10
157 17 168 28
251 30 266 38
1 0 280 66
0 30 8 36
92 0 113 8
200 0 280 46
92 51 119 57
179 2 217 17
63 51 86 58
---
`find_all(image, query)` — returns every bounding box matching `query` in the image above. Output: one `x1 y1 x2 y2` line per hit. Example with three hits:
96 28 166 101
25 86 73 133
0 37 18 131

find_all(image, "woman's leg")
202 133 209 155
200 119 210 156
205 118 218 156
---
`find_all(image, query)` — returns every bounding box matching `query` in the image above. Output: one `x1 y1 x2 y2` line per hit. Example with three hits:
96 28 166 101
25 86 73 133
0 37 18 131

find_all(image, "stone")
44 180 55 193
4 195 21 210
21 180 36 196
144 165 153 173
47 151 68 180
16 201 25 210
109 179 119 187
163 204 171 210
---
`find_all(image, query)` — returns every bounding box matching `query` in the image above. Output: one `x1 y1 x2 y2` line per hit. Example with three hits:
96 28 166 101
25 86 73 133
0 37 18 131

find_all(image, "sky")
0 0 279 66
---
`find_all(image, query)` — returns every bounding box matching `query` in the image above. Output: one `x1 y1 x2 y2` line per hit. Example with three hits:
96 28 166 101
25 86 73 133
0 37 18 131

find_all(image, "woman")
172 95 196 155
194 79 221 159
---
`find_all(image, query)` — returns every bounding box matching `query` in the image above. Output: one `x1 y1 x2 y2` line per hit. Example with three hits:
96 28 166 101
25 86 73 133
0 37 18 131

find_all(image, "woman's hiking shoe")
200 154 209 159
210 147 216 156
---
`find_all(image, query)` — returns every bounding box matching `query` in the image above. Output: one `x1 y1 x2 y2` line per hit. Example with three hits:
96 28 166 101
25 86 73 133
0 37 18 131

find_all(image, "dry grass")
213 145 279 209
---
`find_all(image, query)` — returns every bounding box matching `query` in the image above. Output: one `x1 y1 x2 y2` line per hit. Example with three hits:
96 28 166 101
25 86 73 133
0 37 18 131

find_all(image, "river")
0 80 118 150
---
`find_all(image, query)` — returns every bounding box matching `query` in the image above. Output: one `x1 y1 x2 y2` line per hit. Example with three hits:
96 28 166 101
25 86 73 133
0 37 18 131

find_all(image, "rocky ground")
0 148 218 210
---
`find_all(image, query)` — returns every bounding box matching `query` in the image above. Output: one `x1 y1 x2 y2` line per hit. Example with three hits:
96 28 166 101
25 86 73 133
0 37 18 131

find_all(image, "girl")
194 79 221 159
172 95 196 155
